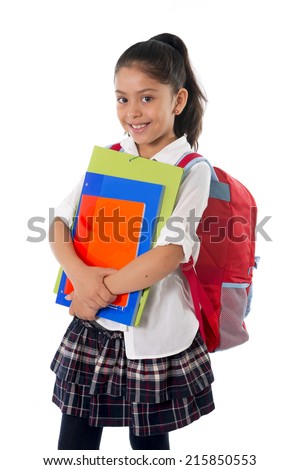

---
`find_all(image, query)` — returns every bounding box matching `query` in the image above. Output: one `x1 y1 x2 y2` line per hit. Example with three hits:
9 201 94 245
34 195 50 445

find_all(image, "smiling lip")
128 123 150 133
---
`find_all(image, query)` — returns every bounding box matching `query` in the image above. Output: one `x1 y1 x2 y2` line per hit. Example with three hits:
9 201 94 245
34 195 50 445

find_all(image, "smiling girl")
115 67 188 157
49 33 215 451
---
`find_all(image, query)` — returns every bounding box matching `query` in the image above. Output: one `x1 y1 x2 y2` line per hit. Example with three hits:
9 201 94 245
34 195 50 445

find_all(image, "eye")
117 97 128 104
141 96 153 103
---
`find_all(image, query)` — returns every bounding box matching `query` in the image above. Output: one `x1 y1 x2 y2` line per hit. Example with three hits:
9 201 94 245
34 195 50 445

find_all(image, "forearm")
49 218 117 314
49 217 86 282
104 244 184 295
49 218 183 298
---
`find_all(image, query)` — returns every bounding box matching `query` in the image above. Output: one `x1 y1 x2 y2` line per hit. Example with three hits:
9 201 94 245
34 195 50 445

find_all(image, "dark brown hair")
115 33 207 150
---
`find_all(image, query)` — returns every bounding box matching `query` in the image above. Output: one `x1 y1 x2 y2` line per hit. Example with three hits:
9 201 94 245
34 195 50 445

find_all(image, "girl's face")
115 66 185 158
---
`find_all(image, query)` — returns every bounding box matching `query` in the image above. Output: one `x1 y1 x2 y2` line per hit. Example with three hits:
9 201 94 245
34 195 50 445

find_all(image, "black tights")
58 414 170 450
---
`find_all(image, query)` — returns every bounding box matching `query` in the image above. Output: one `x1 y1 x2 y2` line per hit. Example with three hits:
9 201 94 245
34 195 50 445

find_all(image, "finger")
101 279 117 302
73 291 101 310
101 268 117 276
94 290 115 306
83 293 110 310
99 293 116 305
83 297 104 310
65 291 74 301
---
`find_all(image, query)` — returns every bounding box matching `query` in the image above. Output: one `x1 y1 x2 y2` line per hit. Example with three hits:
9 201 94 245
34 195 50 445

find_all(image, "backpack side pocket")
218 283 250 350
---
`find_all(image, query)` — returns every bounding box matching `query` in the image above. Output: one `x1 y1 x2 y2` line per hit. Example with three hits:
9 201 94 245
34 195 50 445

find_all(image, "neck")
136 136 178 159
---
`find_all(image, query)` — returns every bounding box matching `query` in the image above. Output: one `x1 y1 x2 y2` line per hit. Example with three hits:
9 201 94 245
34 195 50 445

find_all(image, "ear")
174 88 188 115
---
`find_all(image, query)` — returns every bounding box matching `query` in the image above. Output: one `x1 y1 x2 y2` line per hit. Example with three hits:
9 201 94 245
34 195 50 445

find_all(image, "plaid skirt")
50 318 215 436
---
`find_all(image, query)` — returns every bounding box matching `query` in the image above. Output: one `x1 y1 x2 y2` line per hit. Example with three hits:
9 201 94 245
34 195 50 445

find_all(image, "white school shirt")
54 136 211 359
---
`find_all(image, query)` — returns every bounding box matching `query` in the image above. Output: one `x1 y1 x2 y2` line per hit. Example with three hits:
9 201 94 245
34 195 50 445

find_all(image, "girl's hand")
66 266 117 311
67 291 99 320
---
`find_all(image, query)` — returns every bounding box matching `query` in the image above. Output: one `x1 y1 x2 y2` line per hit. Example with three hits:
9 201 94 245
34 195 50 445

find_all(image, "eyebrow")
115 88 159 94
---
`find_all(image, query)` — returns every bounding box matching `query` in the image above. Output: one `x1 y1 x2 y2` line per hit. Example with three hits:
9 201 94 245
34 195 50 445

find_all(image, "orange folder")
64 194 145 307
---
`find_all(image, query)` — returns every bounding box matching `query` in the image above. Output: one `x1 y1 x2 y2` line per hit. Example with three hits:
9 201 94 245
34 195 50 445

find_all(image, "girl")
50 32 215 451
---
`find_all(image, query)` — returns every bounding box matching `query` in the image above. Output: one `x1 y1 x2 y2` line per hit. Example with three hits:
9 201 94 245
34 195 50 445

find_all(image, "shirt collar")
119 135 192 165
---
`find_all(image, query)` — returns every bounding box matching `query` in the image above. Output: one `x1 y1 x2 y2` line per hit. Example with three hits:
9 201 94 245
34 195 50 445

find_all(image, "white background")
1 0 298 468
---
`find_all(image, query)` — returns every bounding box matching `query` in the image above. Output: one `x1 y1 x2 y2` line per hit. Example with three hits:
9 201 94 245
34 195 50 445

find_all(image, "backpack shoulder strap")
177 151 217 343
107 143 123 151
175 152 218 181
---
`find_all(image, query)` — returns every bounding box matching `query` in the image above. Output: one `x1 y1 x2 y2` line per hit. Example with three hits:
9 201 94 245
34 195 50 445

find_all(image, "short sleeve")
53 176 84 228
154 161 211 263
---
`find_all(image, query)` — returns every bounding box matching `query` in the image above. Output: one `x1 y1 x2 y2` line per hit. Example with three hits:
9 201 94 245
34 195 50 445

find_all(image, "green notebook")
89 146 184 325
54 145 184 326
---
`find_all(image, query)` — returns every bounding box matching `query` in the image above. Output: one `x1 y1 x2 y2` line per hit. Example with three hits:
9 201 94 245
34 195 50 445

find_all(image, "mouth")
128 122 150 133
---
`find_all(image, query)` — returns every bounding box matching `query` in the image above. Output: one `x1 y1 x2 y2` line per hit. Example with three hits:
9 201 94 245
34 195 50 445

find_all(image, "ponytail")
115 33 207 150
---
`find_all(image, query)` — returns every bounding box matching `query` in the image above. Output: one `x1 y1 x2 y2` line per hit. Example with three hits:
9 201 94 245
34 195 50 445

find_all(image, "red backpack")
177 152 259 352
109 144 259 352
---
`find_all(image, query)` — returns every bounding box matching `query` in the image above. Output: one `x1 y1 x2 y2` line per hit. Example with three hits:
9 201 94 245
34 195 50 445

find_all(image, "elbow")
171 245 185 268
48 219 55 245
157 244 185 272
48 217 70 245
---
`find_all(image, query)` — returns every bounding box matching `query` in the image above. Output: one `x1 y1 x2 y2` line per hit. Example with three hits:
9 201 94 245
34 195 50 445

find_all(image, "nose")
127 103 142 119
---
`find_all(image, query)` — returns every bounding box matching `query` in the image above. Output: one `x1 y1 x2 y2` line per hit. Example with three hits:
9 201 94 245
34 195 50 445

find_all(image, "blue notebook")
55 171 165 326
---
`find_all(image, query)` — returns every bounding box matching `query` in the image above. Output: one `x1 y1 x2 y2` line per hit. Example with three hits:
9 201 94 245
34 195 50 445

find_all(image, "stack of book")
54 146 183 326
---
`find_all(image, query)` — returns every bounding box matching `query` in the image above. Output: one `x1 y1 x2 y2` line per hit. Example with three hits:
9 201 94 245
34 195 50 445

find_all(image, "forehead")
115 66 170 94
